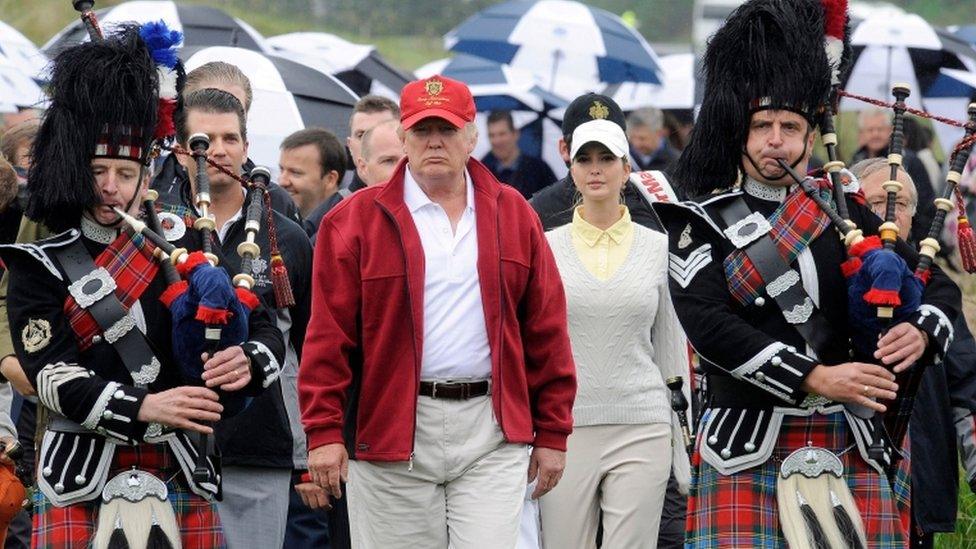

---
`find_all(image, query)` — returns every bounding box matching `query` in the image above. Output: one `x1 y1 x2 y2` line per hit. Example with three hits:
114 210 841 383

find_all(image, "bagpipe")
778 83 976 478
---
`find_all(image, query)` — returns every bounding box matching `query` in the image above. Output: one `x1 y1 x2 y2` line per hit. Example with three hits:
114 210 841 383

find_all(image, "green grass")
935 469 976 547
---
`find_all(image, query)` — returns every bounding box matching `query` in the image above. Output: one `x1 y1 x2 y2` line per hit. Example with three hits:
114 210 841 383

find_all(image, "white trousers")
539 423 672 549
347 394 529 549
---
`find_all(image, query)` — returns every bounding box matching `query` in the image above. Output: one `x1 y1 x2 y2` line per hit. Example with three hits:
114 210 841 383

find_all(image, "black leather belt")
54 238 160 388
419 380 490 400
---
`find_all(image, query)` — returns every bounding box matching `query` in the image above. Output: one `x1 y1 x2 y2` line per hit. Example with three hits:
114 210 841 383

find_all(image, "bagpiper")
0 21 284 548
655 0 961 547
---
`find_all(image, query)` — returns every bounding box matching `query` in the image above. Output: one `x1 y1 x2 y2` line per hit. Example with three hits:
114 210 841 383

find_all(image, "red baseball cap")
399 75 476 131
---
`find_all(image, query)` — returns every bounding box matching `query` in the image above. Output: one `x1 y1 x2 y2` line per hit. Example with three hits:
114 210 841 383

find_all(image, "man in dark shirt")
173 88 313 548
278 128 346 239
627 107 679 172
481 110 556 199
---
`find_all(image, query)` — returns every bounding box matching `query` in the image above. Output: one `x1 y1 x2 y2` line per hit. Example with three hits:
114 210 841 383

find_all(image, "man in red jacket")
298 75 576 548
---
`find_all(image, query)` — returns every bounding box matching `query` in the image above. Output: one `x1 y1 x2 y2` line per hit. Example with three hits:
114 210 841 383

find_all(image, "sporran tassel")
954 187 976 273
831 490 866 549
107 513 128 549
797 491 832 549
146 509 176 549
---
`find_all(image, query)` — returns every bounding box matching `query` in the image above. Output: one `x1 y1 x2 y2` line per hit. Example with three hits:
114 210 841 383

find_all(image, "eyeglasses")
868 200 914 216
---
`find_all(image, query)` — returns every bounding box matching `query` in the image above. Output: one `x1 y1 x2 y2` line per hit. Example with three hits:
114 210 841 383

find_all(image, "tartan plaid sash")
724 182 833 305
63 231 159 351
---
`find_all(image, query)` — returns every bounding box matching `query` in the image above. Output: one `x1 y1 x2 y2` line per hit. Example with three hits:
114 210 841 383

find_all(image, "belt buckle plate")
431 380 466 399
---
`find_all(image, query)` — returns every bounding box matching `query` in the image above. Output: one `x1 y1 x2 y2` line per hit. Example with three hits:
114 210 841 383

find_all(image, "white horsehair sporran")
92 469 181 549
777 445 867 549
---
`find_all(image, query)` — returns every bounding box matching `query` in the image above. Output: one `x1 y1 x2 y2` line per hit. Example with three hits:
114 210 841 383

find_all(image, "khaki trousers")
347 394 529 549
539 423 672 549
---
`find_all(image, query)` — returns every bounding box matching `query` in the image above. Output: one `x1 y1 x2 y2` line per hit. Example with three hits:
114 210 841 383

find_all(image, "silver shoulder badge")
157 212 187 242
22 319 52 353
20 318 51 353
678 223 693 249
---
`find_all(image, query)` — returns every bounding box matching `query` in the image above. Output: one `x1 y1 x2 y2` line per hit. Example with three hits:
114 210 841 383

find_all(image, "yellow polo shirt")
570 206 634 281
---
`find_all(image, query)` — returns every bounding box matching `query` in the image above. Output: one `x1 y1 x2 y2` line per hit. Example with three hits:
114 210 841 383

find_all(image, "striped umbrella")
182 46 358 179
267 33 410 100
444 0 663 92
43 1 270 56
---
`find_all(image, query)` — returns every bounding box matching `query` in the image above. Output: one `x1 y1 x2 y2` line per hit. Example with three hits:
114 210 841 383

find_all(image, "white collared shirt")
403 166 492 381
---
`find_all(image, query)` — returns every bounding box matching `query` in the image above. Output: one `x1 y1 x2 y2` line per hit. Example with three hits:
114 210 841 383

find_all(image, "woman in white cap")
539 119 690 548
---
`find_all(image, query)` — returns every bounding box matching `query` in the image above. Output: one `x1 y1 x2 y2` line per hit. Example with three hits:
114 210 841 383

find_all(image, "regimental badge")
678 223 693 249
22 318 52 353
589 100 610 120
157 211 187 242
425 79 444 97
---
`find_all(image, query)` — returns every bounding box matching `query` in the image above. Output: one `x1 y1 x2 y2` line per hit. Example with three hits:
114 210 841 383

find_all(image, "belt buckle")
431 381 466 399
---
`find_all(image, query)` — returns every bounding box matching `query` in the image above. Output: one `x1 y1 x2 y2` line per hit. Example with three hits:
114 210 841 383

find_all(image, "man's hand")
308 443 348 499
201 347 251 391
875 322 928 373
295 481 331 510
136 386 223 434
0 356 34 397
801 362 898 413
528 447 565 499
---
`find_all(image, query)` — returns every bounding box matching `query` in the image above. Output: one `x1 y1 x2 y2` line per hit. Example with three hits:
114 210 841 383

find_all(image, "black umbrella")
182 46 358 178
42 0 269 55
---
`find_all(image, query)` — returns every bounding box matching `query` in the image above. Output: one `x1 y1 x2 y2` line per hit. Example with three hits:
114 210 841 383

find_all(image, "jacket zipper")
378 203 420 466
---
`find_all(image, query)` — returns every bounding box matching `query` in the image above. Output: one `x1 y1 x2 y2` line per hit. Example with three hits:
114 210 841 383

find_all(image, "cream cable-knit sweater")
547 222 692 491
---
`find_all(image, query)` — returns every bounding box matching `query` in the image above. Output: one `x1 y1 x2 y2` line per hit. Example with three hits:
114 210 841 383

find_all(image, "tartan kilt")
32 442 226 549
686 410 911 548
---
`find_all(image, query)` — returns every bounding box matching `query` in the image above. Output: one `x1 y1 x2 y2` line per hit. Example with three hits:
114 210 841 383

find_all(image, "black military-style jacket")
0 210 285 505
654 178 960 475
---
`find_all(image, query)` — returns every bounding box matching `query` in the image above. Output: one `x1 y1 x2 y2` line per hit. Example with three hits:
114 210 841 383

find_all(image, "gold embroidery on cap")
425 79 444 97
589 101 610 120
22 318 52 353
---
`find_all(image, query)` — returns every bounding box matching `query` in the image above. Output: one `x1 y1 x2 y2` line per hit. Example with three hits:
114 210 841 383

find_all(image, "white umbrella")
183 46 359 179
840 12 976 112
0 54 43 113
267 33 409 100
0 20 47 80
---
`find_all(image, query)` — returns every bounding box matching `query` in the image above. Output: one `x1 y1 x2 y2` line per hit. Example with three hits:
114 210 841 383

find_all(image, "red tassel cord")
264 190 295 308
955 186 976 273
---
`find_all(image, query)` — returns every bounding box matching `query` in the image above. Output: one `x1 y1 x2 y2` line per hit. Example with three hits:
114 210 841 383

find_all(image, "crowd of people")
1 0 976 548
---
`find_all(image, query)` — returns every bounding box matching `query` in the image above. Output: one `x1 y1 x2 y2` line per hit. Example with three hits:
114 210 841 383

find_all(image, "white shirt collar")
403 166 475 214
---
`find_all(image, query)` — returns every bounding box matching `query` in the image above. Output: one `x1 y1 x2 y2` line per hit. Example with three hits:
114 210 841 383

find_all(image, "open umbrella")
603 53 696 111
182 46 359 179
0 55 43 113
267 32 409 100
0 20 47 81
445 0 663 93
43 1 270 56
840 13 976 112
415 54 567 112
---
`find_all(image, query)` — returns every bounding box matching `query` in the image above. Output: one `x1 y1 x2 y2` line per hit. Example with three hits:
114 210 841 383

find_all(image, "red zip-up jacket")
299 157 576 460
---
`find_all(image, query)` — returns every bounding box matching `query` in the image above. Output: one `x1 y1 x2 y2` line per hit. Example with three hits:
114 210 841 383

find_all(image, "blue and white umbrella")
444 0 663 93
415 54 566 113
